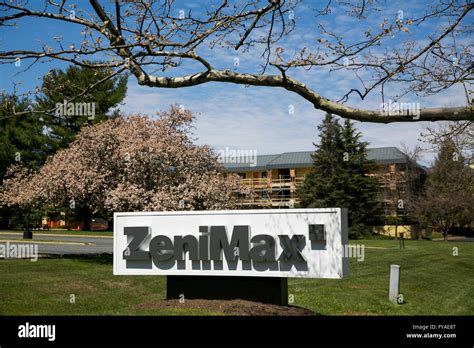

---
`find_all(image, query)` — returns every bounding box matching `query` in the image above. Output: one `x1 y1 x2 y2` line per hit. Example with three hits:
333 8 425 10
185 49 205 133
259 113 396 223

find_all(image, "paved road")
0 233 112 255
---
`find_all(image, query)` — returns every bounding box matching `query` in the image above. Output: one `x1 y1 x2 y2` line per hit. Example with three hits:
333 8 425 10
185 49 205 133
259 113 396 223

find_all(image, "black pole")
399 232 405 250
23 207 32 239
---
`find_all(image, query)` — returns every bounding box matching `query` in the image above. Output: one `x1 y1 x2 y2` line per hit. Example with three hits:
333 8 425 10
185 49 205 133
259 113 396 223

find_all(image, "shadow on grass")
45 253 113 265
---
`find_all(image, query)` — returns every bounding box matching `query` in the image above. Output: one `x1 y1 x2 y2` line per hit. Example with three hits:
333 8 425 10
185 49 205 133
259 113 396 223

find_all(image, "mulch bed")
133 299 317 316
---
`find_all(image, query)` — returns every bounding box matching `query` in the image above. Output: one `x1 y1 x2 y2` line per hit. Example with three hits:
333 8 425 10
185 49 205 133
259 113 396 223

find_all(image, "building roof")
266 151 313 169
222 154 280 172
366 147 408 164
223 147 409 172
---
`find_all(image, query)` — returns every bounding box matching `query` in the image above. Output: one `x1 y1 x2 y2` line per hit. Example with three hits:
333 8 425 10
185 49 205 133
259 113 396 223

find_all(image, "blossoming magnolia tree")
0 106 246 230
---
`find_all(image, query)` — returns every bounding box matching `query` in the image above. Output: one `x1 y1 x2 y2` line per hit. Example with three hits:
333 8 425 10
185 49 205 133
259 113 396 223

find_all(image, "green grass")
0 229 113 237
0 239 472 315
0 254 219 315
291 239 474 315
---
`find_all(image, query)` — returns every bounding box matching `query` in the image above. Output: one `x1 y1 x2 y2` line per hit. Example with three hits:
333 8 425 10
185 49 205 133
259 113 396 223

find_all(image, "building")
223 147 424 217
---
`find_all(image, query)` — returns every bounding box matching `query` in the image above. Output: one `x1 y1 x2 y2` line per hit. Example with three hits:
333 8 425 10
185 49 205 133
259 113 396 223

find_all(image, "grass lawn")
293 239 474 315
0 239 472 315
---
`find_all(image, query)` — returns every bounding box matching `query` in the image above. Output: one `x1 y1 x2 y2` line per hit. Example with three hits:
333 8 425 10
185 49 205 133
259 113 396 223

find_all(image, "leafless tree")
420 121 474 157
409 138 473 239
0 0 472 123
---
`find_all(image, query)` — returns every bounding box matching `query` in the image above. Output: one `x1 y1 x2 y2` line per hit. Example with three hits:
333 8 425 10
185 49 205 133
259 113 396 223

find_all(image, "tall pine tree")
298 114 379 235
0 94 54 178
1 64 127 230
340 118 379 226
36 62 127 150
0 94 55 228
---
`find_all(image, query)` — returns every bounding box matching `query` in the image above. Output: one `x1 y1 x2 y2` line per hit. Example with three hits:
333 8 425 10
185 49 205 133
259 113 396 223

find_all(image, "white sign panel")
113 208 348 279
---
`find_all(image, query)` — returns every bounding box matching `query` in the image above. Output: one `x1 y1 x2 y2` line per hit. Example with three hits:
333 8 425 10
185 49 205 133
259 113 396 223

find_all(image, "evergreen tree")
0 94 54 228
298 113 345 208
0 94 54 175
428 139 467 191
298 114 379 234
1 64 127 230
2 64 127 178
340 118 379 225
36 62 127 149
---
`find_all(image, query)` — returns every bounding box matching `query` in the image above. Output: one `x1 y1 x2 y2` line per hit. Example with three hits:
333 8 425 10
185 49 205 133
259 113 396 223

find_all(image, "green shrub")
348 223 373 239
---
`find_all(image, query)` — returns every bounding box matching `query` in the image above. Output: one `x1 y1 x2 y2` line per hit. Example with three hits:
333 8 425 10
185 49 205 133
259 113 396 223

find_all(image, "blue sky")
1 0 472 166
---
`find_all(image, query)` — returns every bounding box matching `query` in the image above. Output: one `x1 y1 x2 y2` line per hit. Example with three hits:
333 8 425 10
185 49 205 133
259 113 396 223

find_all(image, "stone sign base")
167 276 288 306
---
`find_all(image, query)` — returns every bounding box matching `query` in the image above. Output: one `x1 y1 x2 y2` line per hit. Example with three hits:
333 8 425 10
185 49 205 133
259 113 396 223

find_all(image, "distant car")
90 217 108 231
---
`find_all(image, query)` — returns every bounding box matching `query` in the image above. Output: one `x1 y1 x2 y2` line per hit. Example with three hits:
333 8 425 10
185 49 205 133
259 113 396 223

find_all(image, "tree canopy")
298 114 379 229
411 138 474 238
36 63 127 149
0 106 244 228
0 94 53 179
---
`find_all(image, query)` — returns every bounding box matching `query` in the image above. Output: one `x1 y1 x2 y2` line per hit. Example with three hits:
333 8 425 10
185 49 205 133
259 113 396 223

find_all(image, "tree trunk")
23 207 33 239
107 218 113 232
80 206 92 231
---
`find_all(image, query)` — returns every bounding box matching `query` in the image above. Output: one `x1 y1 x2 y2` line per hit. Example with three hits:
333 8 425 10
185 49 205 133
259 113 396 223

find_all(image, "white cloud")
117 0 470 167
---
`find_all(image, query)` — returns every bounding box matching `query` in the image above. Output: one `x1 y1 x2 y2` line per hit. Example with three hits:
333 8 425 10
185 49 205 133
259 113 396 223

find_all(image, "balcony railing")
232 176 305 207
232 173 408 208
236 176 305 189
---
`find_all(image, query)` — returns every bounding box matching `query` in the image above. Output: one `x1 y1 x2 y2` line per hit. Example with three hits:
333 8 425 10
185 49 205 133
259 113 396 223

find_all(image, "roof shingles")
223 147 408 171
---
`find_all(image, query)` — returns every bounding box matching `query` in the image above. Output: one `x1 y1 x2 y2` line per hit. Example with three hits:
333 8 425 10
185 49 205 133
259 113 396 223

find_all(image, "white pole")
389 264 400 303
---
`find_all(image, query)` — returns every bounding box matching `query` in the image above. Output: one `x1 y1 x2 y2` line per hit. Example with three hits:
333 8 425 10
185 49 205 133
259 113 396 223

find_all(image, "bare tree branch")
0 0 472 123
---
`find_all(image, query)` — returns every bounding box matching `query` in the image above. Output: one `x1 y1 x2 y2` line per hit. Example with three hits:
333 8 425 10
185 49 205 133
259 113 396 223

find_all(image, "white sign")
113 208 348 279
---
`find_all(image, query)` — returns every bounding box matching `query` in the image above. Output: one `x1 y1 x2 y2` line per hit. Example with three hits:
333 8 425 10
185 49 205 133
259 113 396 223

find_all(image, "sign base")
167 276 288 306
